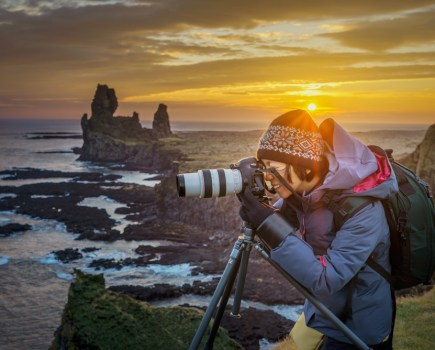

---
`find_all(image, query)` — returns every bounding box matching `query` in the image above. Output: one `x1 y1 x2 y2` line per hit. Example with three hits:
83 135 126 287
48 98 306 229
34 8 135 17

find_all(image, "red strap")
319 256 327 268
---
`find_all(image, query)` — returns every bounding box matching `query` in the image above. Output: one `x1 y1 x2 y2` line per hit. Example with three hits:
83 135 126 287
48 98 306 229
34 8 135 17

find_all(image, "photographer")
238 110 398 350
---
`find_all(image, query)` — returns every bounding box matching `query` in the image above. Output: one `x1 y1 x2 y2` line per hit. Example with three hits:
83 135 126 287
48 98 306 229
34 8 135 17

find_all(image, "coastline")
0 123 429 350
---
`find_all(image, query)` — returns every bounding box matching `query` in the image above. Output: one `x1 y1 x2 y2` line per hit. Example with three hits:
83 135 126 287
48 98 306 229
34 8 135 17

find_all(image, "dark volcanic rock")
399 123 435 193
79 84 181 170
91 84 118 120
81 247 100 253
219 307 294 350
152 103 172 138
53 248 83 263
109 281 219 301
0 168 122 182
0 223 32 236
25 132 82 140
89 258 125 270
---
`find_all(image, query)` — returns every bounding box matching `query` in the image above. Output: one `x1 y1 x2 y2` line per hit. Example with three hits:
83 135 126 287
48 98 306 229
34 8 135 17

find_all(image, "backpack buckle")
396 216 407 234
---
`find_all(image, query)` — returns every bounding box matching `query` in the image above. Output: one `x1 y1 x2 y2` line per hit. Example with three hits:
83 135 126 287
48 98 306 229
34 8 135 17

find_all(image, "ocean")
0 119 307 350
0 118 428 350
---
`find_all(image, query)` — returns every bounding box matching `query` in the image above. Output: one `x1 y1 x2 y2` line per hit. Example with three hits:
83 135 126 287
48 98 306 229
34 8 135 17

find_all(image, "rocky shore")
1 85 434 349
0 166 302 349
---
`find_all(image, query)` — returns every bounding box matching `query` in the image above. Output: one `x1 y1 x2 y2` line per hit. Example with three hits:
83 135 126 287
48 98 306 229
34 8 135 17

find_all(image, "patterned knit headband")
257 109 324 170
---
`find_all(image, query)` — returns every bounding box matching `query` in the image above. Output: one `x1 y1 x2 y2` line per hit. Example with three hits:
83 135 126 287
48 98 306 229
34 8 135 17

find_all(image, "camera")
176 157 269 198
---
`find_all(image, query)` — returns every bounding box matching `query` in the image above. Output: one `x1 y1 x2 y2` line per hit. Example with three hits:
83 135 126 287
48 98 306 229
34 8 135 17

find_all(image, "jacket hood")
311 118 398 199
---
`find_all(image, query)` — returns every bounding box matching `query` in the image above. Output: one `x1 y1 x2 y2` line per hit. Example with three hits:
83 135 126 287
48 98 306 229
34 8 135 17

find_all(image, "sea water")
0 119 186 349
0 118 427 350
0 119 306 350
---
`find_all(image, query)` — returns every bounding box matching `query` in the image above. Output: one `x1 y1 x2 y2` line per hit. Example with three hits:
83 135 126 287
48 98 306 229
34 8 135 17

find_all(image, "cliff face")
79 84 177 169
399 124 435 193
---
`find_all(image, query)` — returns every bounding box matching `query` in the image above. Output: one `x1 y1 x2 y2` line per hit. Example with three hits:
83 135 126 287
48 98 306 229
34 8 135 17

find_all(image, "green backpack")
327 146 435 290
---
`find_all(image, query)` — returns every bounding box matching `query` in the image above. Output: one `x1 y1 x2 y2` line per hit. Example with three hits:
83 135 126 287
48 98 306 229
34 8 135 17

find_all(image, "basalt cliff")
79 84 179 170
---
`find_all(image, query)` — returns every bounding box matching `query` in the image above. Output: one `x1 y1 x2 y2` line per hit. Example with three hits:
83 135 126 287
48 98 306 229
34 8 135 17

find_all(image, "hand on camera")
237 187 275 229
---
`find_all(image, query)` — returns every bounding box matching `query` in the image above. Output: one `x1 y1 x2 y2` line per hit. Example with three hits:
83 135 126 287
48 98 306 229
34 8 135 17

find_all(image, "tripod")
189 224 372 350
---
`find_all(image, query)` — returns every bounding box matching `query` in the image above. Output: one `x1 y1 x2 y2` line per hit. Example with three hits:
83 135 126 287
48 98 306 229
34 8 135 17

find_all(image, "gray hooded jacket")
270 119 399 344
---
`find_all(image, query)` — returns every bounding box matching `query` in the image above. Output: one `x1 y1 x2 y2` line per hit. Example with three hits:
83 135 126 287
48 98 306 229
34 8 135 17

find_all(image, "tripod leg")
231 245 252 317
204 252 242 350
189 239 245 350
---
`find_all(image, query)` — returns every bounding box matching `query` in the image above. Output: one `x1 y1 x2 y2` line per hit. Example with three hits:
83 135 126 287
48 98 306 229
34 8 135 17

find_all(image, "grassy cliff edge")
50 270 243 350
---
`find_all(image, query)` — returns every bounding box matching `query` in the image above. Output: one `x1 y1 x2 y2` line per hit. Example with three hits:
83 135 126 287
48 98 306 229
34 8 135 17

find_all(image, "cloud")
1 1 435 122
322 8 435 51
1 1 434 67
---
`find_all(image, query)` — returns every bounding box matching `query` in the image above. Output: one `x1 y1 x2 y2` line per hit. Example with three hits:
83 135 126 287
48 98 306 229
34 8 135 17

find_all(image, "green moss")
50 270 243 350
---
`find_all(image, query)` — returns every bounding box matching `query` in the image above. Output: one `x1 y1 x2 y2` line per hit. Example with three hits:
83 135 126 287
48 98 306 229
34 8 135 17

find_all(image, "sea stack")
79 84 180 170
152 104 172 138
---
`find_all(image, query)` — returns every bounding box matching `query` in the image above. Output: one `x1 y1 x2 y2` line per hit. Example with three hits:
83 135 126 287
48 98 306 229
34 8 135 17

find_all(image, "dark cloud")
1 1 434 66
322 8 435 51
1 1 434 120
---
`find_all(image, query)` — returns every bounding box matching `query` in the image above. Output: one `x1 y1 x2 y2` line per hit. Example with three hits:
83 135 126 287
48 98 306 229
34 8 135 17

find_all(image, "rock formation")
399 124 435 193
79 84 179 170
91 84 118 120
152 103 172 138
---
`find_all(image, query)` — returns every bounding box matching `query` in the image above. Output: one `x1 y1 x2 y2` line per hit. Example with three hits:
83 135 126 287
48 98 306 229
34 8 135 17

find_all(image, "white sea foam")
0 193 17 199
151 294 303 321
146 263 193 275
0 178 72 186
31 194 65 199
56 272 74 281
111 171 161 187
81 263 219 288
0 217 11 223
39 254 58 265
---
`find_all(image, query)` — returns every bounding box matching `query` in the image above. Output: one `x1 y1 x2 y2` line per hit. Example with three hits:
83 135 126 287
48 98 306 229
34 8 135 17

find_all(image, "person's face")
261 159 303 198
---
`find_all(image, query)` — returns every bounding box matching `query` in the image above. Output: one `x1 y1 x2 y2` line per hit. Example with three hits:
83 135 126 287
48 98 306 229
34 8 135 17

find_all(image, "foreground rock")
79 84 179 170
0 223 32 236
50 270 243 350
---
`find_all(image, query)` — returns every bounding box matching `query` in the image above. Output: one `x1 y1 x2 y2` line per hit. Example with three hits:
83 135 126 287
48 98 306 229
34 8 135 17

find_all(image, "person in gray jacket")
238 109 398 349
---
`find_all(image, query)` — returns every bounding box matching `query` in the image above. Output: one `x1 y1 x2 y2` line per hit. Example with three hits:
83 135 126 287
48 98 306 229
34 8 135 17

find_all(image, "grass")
394 287 435 349
50 270 243 350
270 287 435 350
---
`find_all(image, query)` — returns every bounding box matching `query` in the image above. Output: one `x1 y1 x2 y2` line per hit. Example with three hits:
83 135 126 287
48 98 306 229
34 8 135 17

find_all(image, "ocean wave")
0 256 9 265
56 272 74 281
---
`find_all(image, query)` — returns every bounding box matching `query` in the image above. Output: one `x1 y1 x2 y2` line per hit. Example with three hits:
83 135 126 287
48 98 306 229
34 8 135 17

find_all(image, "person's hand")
237 187 275 229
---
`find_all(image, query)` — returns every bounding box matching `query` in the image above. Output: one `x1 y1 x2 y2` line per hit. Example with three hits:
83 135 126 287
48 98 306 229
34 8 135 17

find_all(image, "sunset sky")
1 0 434 128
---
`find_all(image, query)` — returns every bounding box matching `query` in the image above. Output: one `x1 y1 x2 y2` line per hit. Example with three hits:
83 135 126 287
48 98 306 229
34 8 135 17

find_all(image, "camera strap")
268 167 303 203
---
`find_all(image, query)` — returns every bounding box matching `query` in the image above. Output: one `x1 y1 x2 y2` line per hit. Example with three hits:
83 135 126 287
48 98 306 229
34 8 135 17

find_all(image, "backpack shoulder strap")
323 192 375 230
366 258 393 284
324 192 393 283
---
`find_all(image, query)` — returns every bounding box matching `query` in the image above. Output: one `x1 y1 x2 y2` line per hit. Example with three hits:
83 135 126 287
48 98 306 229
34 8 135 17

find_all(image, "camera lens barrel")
176 169 243 198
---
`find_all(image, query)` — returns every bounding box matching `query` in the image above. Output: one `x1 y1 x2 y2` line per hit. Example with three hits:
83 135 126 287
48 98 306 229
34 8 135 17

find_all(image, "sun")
307 103 317 111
